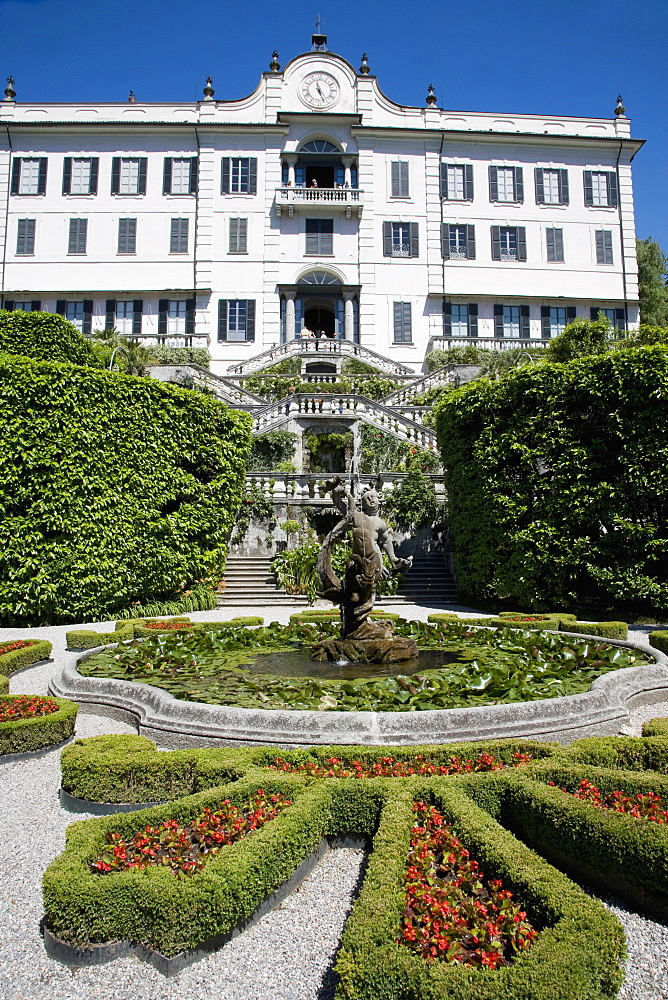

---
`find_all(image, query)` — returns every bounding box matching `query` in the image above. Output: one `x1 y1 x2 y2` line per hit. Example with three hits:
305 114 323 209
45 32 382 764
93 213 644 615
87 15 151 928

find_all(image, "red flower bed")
269 752 533 779
553 779 668 824
502 616 551 622
401 801 537 968
0 640 37 656
91 790 292 877
0 694 60 724
143 622 196 631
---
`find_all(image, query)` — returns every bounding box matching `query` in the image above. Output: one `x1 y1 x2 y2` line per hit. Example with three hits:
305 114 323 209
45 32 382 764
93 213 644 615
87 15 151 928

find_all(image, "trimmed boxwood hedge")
0 639 52 691
66 617 264 650
0 696 78 755
643 717 668 738
45 760 625 997
649 631 668 655
50 732 668 991
0 352 252 626
428 613 628 640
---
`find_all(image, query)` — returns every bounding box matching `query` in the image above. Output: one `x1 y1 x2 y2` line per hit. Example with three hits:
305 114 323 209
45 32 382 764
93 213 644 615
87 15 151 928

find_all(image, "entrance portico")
279 271 360 344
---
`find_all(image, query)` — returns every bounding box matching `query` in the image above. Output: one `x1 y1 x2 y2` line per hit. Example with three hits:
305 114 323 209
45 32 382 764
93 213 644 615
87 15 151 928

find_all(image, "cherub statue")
317 476 412 638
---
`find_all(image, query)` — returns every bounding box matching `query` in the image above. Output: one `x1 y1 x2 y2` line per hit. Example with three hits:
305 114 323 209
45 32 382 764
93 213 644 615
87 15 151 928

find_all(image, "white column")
344 292 355 341
342 155 354 187
284 154 297 187
284 291 296 341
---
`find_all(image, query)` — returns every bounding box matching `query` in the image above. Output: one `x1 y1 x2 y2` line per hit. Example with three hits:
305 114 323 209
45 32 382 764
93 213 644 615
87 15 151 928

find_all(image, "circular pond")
243 649 458 680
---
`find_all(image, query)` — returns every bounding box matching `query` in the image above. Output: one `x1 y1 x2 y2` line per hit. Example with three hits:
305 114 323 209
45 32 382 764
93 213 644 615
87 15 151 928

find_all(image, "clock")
300 72 340 110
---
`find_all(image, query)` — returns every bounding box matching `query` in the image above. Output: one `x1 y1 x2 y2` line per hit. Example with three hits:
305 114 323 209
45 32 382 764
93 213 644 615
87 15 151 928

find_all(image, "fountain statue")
311 477 419 663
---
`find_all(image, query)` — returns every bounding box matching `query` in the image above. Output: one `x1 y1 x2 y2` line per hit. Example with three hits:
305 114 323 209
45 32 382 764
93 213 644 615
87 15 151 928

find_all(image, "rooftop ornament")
614 94 626 117
426 83 437 107
128 90 136 103
312 477 416 663
359 53 370 75
4 76 16 102
269 51 281 72
202 76 215 101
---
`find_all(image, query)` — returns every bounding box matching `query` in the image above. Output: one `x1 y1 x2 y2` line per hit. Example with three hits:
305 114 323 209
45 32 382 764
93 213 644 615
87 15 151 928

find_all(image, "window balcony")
275 186 364 219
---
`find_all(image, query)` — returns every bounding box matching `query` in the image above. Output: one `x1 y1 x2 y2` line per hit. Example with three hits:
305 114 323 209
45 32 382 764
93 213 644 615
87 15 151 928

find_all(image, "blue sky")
1 0 667 253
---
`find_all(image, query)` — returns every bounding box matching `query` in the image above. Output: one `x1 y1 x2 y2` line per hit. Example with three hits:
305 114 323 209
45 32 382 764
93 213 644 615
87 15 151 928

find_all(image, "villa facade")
0 37 643 374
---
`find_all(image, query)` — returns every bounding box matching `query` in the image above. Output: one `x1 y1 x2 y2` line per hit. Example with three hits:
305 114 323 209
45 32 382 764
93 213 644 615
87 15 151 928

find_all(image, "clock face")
300 72 340 110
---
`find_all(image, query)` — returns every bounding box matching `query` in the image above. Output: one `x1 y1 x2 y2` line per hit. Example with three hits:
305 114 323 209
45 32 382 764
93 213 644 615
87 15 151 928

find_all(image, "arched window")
298 139 341 154
298 271 342 286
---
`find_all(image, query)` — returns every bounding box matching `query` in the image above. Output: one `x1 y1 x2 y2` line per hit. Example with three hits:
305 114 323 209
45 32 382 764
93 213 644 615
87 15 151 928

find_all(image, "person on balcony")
310 178 318 188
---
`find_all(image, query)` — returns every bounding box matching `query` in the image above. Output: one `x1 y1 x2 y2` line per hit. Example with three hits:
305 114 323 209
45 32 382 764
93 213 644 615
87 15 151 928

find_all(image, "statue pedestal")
311 620 419 663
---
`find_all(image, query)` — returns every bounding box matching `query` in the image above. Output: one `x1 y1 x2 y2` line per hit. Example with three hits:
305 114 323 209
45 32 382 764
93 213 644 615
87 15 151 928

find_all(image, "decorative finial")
269 51 281 72
614 94 626 117
426 83 437 107
359 53 370 75
4 76 16 101
128 90 136 103
203 76 215 101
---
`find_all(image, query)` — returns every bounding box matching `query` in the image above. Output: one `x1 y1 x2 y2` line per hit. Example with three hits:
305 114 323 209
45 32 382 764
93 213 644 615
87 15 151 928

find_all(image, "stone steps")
217 556 307 606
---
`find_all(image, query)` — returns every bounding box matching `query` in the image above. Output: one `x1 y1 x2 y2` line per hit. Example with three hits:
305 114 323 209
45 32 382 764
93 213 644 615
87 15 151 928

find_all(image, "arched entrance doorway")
304 303 336 339
279 272 360 344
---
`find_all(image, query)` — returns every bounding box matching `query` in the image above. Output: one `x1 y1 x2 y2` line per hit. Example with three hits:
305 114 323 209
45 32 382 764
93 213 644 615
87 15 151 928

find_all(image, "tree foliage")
637 237 668 327
435 347 668 612
0 310 96 366
0 354 252 625
547 318 614 362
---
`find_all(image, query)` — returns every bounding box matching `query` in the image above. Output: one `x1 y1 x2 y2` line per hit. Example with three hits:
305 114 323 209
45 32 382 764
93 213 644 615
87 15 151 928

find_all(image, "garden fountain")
311 476 418 663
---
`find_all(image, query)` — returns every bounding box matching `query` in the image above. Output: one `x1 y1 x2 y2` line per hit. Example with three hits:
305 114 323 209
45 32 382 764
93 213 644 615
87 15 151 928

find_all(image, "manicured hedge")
59 736 556 804
436 346 668 613
428 613 627 640
0 353 252 625
0 639 52 690
66 617 264 649
335 780 624 1000
649 631 668 655
643 718 668 738
0 696 78 755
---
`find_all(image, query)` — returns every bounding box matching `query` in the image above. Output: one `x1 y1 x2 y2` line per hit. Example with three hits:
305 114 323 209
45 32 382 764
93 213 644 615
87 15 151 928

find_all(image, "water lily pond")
77 619 653 713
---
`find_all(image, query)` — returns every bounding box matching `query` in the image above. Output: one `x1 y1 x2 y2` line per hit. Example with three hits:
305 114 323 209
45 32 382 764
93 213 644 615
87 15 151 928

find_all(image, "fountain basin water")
243 649 460 681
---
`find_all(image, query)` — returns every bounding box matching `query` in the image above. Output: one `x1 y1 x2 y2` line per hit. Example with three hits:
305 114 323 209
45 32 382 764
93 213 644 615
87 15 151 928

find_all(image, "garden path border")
48 632 668 747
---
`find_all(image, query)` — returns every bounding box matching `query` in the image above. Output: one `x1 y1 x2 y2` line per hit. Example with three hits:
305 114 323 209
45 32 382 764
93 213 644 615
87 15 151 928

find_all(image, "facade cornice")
350 124 644 152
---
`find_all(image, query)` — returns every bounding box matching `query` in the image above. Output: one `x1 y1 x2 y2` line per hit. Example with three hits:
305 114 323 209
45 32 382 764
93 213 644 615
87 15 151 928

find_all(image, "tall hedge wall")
0 310 96 366
0 354 252 625
435 346 668 610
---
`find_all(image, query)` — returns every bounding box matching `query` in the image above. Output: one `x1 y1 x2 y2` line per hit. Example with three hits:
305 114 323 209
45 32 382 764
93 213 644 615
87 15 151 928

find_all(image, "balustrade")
246 471 446 505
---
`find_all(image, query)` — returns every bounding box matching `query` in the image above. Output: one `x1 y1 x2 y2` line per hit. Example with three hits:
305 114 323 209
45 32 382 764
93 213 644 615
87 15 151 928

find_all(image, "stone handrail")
428 337 548 353
146 365 265 406
227 339 415 377
251 393 439 450
275 187 364 214
382 366 454 405
246 471 446 503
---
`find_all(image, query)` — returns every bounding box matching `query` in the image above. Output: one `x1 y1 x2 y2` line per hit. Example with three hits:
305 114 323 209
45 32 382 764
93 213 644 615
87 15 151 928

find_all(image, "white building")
0 36 643 375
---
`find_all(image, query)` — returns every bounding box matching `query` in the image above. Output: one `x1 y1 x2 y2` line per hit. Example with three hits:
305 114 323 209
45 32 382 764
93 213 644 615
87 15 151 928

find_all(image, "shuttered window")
595 230 614 264
63 157 98 195
164 157 198 195
8 300 41 312
535 168 569 205
541 305 576 339
440 164 474 201
383 222 419 257
112 157 147 195
305 218 333 255
63 300 93 335
229 218 248 254
590 306 625 330
68 218 88 254
489 165 523 203
546 228 564 262
16 219 36 255
584 170 618 208
118 218 137 254
494 304 531 339
390 161 409 198
221 157 258 194
217 300 256 342
393 302 412 343
112 300 143 337
169 218 189 254
441 224 476 260
12 157 47 196
491 226 527 261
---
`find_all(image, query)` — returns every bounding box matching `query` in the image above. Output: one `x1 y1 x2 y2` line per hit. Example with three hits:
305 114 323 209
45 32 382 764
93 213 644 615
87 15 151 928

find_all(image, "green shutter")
464 165 474 200
439 163 448 199
31 300 41 312
535 168 545 204
607 172 618 208
441 224 450 259
137 158 147 195
466 225 476 259
221 158 230 194
514 167 524 203
163 158 172 195
517 227 527 261
468 303 478 337
541 305 551 339
494 304 504 337
11 160 20 195
558 169 569 205
520 305 530 339
111 158 120 195
62 158 72 195
158 300 168 336
442 300 452 336
55 300 66 316
491 226 501 260
248 158 257 195
89 158 99 195
410 222 419 257
133 300 143 336
246 300 256 341
382 221 392 256
37 158 47 195
105 300 116 329
189 157 198 194
218 300 228 341
82 300 93 336
584 170 593 206
489 166 498 201
186 299 195 336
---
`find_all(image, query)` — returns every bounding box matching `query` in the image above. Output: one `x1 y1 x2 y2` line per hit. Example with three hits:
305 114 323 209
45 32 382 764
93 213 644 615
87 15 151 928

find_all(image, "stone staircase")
392 554 459 605
217 555 307 607
226 338 416 377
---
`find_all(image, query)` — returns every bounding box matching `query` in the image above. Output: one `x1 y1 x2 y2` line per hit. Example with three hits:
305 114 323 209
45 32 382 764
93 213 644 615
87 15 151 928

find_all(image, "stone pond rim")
48 633 668 749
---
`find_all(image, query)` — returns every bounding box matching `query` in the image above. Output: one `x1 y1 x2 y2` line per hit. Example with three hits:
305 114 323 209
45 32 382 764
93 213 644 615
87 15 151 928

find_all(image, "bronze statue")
313 477 417 662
